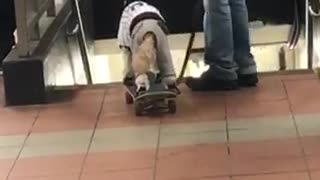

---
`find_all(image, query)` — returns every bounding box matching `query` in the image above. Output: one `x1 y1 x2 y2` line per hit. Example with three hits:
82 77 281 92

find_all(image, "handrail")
13 0 93 85
309 0 320 69
309 0 320 17
14 0 69 57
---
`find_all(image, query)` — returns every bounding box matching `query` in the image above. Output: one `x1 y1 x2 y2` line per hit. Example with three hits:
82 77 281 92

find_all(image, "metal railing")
309 0 320 69
13 0 92 84
14 0 70 57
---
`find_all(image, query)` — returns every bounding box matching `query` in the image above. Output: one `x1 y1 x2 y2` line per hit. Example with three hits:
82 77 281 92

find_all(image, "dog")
131 32 159 91
118 1 177 93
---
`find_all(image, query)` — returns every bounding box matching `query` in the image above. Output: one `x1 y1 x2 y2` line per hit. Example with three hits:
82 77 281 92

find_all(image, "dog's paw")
135 74 150 92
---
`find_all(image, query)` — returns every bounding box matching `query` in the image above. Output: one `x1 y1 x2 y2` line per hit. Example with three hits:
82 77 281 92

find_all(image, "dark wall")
0 0 15 64
93 0 296 39
0 0 15 37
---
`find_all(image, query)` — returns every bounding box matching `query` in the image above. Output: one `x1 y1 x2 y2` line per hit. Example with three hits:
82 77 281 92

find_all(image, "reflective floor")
0 72 320 180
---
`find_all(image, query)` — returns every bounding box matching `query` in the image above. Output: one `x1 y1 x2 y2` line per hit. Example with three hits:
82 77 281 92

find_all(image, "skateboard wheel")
135 102 144 116
168 100 176 114
125 92 133 104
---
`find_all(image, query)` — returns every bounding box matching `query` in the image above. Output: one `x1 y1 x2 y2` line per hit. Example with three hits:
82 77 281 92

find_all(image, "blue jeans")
203 0 257 80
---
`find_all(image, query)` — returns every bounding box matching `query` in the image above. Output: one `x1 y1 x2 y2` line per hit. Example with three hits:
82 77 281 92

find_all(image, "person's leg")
186 0 238 91
230 0 258 86
203 0 238 79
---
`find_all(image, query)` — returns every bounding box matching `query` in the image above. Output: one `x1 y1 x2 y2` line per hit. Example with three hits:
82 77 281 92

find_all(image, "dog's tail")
132 32 157 74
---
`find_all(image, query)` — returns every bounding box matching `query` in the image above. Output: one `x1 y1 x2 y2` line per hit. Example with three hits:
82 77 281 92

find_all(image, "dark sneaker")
185 69 239 91
186 77 238 91
238 73 258 87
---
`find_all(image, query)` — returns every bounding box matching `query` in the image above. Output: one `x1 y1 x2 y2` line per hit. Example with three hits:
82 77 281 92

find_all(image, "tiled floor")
1 73 320 180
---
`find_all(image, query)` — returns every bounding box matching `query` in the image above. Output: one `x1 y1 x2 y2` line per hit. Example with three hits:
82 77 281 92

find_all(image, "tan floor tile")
20 130 92 158
20 143 89 158
161 121 225 135
228 116 295 129
83 150 155 173
91 126 158 152
98 112 160 129
160 131 226 148
25 130 92 146
228 117 297 142
0 147 21 160
0 135 26 147
295 114 320 137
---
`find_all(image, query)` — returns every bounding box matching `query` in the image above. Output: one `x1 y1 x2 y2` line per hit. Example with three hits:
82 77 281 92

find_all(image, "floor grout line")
224 93 233 179
152 121 161 180
77 90 107 180
282 79 313 180
231 169 310 178
5 107 41 180
224 93 231 155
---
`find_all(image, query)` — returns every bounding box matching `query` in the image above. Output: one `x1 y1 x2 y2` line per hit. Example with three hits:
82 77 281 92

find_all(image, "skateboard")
124 83 177 116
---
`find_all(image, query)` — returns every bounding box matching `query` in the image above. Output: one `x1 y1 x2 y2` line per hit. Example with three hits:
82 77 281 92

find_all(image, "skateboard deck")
125 83 176 102
124 83 177 116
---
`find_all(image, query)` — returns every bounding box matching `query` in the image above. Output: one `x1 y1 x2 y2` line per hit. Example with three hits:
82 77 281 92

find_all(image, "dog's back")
132 32 157 90
132 32 157 75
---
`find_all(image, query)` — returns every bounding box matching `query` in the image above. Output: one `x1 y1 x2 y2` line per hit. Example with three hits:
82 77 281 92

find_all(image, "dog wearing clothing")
117 1 177 92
